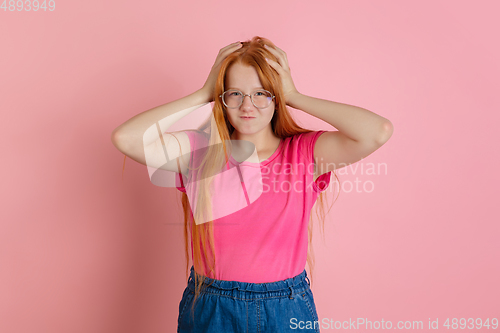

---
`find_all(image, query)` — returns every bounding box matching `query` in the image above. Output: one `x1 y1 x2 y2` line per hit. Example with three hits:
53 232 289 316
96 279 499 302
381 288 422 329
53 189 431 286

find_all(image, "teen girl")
111 36 393 332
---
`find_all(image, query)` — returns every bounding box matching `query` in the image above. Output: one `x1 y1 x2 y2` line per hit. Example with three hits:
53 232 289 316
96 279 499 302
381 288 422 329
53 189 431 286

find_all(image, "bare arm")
264 43 393 176
112 88 210 148
111 41 243 169
110 88 211 172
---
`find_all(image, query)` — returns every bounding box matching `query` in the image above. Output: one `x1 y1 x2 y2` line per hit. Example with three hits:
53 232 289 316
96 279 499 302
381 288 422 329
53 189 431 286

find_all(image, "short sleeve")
175 130 208 193
302 130 332 193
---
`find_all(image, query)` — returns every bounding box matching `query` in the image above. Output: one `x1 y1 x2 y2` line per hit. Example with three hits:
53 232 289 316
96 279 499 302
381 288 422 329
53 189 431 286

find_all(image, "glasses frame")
219 89 275 109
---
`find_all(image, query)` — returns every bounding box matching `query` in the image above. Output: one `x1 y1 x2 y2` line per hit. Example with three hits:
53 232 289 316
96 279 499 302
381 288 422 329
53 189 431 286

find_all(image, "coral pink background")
1 1 499 332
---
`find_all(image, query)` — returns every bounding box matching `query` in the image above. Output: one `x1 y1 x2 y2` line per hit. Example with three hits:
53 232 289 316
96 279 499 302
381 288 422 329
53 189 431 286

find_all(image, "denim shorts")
177 266 320 333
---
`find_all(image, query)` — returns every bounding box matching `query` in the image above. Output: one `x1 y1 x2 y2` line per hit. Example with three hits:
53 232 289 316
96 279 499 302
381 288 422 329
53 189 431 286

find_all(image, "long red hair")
121 36 341 322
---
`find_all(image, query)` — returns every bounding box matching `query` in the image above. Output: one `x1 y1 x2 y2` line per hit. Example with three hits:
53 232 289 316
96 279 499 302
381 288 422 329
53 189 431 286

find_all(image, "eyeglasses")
219 89 275 109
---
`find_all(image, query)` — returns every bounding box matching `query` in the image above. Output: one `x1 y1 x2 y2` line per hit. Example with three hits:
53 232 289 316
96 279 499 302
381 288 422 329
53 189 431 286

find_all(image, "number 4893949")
1 0 55 11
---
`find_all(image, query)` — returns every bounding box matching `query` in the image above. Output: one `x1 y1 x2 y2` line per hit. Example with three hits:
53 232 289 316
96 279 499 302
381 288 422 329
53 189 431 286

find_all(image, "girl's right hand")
201 41 243 102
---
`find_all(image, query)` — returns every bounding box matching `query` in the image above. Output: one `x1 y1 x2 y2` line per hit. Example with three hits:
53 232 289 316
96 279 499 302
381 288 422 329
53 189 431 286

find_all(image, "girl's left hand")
264 44 299 105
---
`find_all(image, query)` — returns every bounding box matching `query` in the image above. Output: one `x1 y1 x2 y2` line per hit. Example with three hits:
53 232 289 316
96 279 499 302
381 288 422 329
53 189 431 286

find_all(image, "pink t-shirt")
175 130 332 283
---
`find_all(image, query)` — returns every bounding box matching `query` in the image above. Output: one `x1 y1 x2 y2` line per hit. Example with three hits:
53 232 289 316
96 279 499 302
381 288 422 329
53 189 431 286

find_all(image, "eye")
255 91 265 96
228 91 242 96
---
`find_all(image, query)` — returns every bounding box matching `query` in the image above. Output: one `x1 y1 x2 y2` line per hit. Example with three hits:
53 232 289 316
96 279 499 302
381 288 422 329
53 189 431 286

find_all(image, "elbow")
375 121 394 146
111 128 120 147
111 129 126 152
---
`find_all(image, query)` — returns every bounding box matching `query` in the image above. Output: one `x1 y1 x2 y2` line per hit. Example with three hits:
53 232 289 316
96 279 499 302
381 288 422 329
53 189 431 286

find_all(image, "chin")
231 128 259 136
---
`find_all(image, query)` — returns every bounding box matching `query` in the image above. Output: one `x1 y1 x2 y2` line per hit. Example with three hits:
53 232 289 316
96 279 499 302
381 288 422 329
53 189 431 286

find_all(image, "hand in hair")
201 41 243 102
264 44 299 105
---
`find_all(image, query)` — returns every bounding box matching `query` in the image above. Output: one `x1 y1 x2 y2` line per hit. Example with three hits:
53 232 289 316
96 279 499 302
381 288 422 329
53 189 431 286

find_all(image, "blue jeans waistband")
186 266 311 300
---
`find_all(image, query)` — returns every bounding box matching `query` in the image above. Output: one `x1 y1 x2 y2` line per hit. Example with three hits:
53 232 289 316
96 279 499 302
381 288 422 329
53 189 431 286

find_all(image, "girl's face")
223 62 275 139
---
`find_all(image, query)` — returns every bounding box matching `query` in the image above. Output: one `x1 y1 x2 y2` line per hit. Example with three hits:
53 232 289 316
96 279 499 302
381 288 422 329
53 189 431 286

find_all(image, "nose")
241 94 254 109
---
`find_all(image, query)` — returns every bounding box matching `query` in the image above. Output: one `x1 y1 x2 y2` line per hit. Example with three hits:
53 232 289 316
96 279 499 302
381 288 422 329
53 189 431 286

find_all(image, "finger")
271 45 282 53
265 57 281 71
265 44 285 56
225 43 242 54
267 54 286 71
264 44 275 52
220 42 242 53
265 45 286 65
227 42 242 51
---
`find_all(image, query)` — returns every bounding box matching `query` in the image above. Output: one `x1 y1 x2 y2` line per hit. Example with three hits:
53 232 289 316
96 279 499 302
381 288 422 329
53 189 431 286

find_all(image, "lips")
240 116 255 118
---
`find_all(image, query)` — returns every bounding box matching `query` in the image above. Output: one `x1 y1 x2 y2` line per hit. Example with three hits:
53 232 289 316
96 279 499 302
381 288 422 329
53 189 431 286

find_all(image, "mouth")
240 116 255 119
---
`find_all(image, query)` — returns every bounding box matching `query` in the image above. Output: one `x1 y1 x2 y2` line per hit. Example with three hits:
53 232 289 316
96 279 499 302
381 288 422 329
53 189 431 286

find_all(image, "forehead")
225 62 263 90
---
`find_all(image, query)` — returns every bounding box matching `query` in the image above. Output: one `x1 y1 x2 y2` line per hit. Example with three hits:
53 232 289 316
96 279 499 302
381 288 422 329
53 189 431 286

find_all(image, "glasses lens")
252 90 273 108
224 90 243 108
223 90 273 108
